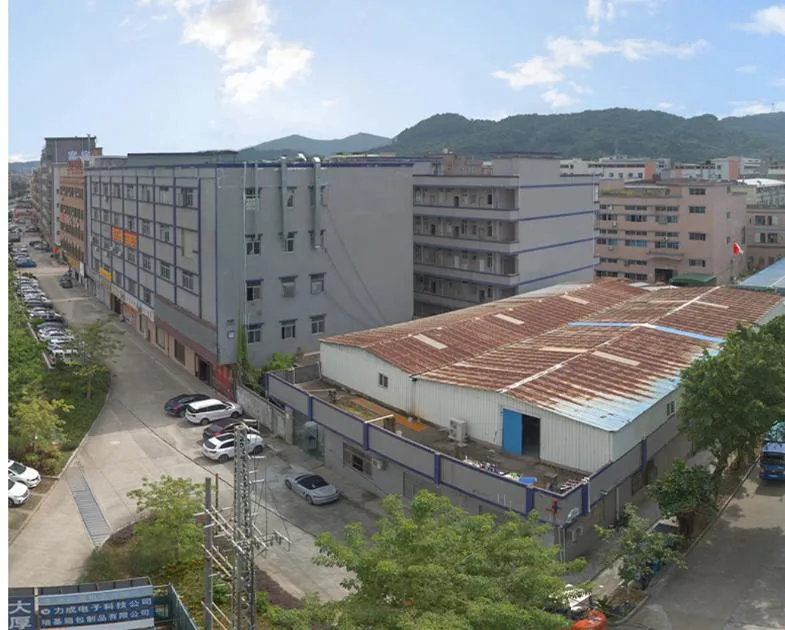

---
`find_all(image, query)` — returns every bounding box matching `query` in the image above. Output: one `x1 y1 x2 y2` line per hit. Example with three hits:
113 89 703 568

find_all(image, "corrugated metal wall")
539 413 612 473
321 344 414 411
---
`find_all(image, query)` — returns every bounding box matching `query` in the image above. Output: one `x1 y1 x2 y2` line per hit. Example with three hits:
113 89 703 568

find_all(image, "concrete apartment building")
30 136 98 249
262 281 782 559
59 158 90 282
560 157 657 180
742 178 785 271
595 180 748 284
413 153 597 316
84 151 414 394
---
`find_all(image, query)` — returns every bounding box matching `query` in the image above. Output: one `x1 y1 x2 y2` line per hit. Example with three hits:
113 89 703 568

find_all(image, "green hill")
237 132 391 161
375 109 785 162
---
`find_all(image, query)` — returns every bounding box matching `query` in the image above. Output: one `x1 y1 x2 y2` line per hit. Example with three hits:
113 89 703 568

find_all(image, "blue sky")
8 0 785 160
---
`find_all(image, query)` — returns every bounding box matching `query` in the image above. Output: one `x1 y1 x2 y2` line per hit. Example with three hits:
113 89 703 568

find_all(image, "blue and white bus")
760 421 785 481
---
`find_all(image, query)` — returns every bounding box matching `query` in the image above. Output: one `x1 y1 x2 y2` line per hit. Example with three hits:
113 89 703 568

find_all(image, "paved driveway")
10 244 377 600
620 474 785 630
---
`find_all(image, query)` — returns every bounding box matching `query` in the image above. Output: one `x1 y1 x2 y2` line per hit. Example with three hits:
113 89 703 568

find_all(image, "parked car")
184 399 243 426
8 460 41 488
202 418 259 442
163 393 211 417
59 277 73 288
284 473 341 505
15 258 37 268
33 312 64 324
50 347 81 364
201 433 264 463
8 479 31 507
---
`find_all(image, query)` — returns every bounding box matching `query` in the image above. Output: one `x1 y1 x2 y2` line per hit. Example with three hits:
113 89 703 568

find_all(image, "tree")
595 504 684 590
8 298 45 408
679 317 785 480
9 389 73 455
127 475 203 573
69 317 124 398
648 458 718 539
261 491 585 630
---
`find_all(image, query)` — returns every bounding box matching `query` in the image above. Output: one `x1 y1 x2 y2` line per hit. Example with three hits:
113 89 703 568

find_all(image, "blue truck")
759 421 785 481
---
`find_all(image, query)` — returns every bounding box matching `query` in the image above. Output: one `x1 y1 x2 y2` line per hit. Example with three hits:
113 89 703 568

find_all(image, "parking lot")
9 237 379 599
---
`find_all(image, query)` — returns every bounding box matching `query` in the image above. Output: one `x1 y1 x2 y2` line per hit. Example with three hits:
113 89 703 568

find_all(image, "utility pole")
201 425 292 630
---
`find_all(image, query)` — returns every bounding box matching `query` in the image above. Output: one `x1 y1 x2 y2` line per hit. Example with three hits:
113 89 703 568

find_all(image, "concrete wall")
236 384 289 441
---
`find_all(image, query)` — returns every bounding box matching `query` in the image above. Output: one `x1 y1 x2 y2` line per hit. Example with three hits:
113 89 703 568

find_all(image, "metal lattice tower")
231 426 257 630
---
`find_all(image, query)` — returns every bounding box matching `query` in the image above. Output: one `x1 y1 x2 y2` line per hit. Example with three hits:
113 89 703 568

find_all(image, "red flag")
732 241 744 257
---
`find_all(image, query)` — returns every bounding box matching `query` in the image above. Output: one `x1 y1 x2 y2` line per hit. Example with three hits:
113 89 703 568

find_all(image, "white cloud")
656 101 685 111
730 101 785 116
739 4 785 35
736 65 758 73
320 99 339 108
493 36 707 89
541 88 576 109
772 77 785 87
141 0 313 105
9 154 35 163
586 0 661 32
119 15 151 42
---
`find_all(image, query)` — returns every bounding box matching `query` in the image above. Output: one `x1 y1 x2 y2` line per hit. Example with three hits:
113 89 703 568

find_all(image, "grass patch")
45 365 110 451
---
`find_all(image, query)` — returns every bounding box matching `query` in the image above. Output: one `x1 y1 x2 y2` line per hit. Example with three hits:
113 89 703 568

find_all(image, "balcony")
646 249 684 261
414 262 519 285
414 233 518 254
414 205 517 221
413 174 519 189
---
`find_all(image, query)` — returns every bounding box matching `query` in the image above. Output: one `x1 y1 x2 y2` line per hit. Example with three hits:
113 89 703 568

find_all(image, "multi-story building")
30 136 98 248
560 157 656 181
660 157 741 181
58 155 96 283
413 153 597 316
84 151 414 393
595 180 748 284
741 178 785 271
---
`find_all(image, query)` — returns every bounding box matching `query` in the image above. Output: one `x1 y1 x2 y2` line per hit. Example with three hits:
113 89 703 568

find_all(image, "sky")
8 0 785 161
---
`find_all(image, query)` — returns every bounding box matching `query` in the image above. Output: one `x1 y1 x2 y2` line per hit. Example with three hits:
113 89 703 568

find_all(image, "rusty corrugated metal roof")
322 280 648 374
419 286 782 430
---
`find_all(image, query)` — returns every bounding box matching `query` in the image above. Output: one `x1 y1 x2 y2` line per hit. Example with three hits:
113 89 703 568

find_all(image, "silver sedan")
284 473 341 505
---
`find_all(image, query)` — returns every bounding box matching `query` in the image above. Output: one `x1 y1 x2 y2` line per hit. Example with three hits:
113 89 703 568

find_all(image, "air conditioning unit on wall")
449 418 468 443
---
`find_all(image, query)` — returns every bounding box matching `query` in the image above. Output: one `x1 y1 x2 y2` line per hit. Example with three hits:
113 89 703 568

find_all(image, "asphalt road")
9 243 378 599
619 473 785 630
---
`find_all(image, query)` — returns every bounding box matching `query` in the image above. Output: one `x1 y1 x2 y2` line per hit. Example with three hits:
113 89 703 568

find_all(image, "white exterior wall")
320 343 414 411
610 389 680 460
413 378 613 472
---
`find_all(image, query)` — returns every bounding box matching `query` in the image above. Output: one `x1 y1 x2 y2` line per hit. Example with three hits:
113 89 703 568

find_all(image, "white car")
8 460 41 488
201 433 264 462
184 398 243 426
8 479 31 507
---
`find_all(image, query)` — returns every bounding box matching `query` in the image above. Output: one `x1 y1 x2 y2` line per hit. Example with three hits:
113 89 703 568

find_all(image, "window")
159 262 172 281
127 279 137 296
286 187 296 207
113 212 122 226
343 443 371 475
142 254 152 271
244 187 261 199
598 213 618 221
140 219 152 236
141 185 153 202
689 259 707 267
689 232 707 241
625 214 647 222
281 231 295 252
378 373 389 388
112 184 121 198
125 184 136 200
246 323 262 344
666 401 676 416
126 217 136 232
181 270 195 292
310 314 325 334
174 339 185 364
142 287 152 304
158 186 171 204
245 234 262 255
486 193 493 206
281 276 296 298
688 206 707 214
126 249 137 265
179 187 195 207
310 273 325 294
688 187 706 196
624 239 648 248
156 326 166 348
159 224 171 243
309 229 325 249
246 280 262 301
280 319 296 339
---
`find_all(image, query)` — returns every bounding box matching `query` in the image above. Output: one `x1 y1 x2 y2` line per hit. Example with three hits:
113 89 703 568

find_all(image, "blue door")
502 409 524 454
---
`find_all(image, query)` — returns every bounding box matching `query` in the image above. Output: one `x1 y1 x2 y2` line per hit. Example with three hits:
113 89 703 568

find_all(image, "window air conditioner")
372 458 387 471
